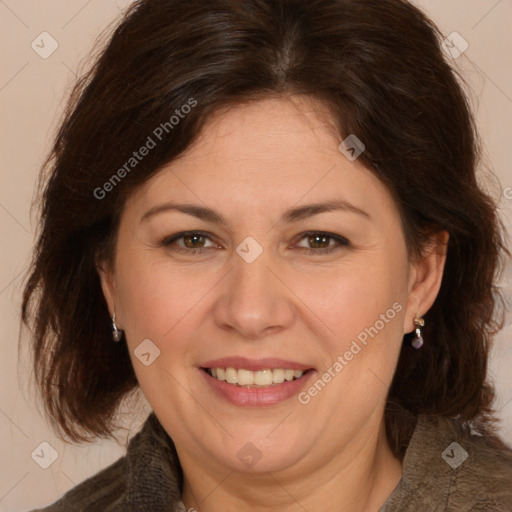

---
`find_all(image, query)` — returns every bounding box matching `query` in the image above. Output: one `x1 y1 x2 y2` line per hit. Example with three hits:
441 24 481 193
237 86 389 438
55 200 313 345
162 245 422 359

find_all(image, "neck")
179 418 403 512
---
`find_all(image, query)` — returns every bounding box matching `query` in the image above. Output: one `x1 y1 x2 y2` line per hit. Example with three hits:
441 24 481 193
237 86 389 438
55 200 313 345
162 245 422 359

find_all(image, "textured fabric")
379 415 512 511
30 414 183 512
31 413 512 511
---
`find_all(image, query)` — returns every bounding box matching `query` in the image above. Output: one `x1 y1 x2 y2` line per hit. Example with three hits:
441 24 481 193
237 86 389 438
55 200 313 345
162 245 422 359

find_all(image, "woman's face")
101 96 439 474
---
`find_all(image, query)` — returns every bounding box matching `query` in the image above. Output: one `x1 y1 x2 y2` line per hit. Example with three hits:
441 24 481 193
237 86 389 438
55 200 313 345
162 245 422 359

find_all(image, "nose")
212 248 295 340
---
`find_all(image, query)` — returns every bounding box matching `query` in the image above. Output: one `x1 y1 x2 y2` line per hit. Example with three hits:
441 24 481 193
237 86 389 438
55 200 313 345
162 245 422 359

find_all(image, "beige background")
1 1 511 510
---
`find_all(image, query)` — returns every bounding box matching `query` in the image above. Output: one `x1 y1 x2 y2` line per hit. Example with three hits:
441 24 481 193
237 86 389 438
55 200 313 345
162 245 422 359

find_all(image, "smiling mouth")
203 367 311 388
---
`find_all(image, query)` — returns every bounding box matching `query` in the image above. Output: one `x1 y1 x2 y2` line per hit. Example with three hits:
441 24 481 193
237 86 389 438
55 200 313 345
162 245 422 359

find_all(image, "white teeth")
284 369 295 381
272 369 285 383
207 367 306 387
254 369 273 386
237 369 254 385
225 367 238 384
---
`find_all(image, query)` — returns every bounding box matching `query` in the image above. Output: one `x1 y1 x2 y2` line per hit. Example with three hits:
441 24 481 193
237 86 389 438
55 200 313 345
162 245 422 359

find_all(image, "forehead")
185 96 340 163
123 96 398 226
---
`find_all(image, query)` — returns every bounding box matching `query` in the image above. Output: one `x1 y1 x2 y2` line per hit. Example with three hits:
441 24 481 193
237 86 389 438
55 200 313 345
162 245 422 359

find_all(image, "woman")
22 0 512 510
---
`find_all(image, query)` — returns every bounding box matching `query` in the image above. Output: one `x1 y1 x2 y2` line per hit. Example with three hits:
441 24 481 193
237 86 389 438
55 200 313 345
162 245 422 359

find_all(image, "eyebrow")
140 199 371 225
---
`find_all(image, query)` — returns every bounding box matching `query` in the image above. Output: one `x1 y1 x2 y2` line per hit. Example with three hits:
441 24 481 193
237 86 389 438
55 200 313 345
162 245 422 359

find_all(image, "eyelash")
161 230 350 256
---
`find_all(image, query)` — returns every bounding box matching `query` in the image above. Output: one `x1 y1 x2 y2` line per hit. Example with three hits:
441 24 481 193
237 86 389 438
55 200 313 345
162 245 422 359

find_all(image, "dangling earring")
112 311 124 342
411 317 424 349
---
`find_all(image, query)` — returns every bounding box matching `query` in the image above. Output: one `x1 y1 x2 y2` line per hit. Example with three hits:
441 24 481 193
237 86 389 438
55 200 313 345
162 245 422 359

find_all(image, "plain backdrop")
1 1 511 510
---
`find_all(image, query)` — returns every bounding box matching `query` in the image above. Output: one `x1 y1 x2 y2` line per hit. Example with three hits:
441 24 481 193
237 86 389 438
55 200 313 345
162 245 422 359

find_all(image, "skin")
99 95 448 512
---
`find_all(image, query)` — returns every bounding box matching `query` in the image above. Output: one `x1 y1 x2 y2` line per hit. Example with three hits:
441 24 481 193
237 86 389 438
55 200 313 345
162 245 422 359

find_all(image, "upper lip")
200 356 314 372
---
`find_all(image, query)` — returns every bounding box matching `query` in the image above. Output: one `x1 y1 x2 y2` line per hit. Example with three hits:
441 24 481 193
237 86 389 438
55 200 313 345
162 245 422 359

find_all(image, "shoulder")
382 414 512 511
442 417 512 510
28 413 182 512
28 456 128 511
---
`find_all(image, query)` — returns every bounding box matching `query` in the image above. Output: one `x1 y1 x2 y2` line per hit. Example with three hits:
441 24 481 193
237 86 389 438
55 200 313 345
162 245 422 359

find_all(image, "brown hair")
22 0 509 453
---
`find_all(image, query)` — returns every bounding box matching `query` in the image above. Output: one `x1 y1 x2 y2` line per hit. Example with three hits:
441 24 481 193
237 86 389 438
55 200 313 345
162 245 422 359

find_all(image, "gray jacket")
31 412 512 511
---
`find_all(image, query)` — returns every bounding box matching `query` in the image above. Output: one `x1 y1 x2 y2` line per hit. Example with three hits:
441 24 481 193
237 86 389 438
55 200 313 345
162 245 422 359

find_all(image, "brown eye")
307 233 331 249
161 231 217 254
182 233 207 248
295 231 349 255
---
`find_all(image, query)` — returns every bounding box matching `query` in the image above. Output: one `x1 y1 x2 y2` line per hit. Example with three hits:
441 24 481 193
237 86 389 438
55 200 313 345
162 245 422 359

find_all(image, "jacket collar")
379 414 455 510
121 413 183 511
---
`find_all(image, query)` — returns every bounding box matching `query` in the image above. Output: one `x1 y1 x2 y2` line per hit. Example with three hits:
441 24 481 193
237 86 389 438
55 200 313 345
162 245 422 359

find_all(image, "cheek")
115 250 230 369
115 251 192 345
114 255 204 406
297 264 407 417
303 258 407 352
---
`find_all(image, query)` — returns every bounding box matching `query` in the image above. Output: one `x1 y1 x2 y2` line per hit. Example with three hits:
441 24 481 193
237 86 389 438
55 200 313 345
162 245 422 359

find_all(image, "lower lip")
200 369 316 406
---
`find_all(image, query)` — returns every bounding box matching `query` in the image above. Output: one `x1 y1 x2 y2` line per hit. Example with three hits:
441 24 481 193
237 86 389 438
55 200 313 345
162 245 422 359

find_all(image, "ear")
403 230 449 333
96 258 118 322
